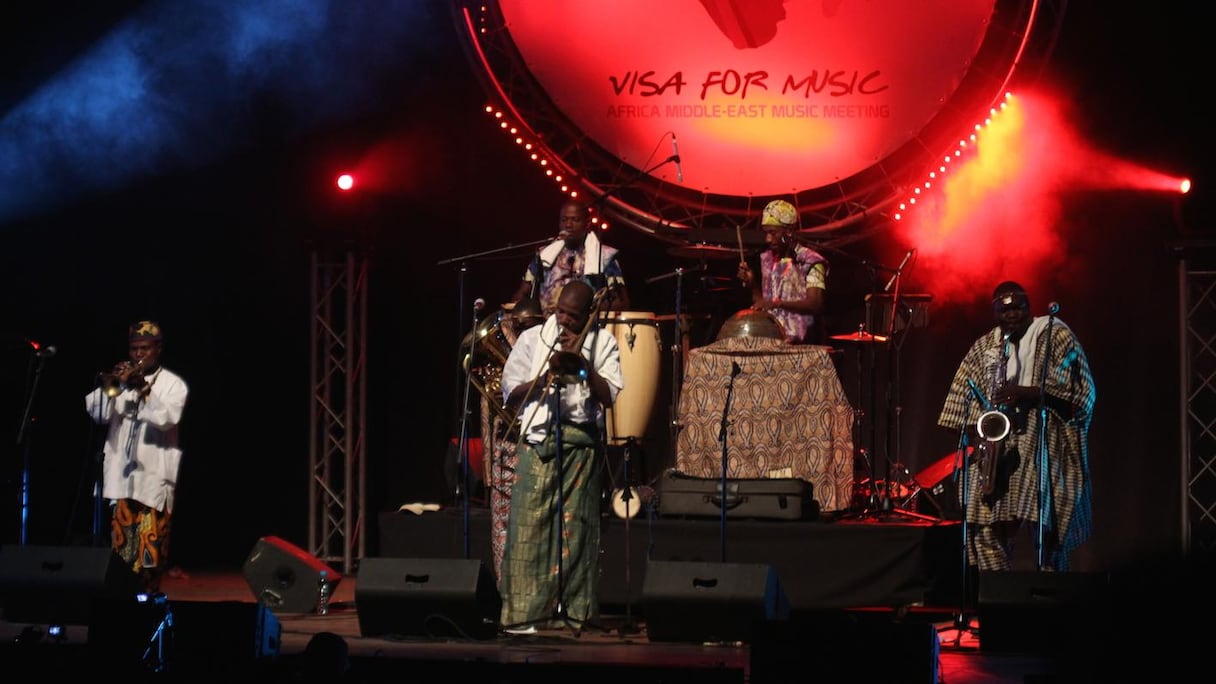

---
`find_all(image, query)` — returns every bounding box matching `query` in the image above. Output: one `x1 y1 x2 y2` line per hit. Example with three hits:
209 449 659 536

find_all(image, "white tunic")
500 316 623 445
84 366 188 513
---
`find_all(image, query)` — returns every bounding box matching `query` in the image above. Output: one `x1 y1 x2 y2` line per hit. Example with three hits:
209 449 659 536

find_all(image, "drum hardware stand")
832 322 887 522
867 256 938 523
644 263 706 471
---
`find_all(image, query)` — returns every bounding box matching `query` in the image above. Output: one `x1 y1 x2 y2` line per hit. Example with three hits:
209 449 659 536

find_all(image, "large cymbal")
828 330 889 343
667 243 739 260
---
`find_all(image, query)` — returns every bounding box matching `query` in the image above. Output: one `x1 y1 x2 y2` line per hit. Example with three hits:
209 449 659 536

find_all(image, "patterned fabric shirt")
759 244 827 343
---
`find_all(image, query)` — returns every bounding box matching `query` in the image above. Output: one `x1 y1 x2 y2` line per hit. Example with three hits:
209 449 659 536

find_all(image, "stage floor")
0 568 1065 684
0 504 1130 683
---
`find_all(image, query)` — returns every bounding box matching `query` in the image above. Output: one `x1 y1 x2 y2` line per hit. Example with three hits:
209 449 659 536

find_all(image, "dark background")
0 2 1209 575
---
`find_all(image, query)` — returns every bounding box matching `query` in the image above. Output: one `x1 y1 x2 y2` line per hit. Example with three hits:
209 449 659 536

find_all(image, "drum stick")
735 223 746 265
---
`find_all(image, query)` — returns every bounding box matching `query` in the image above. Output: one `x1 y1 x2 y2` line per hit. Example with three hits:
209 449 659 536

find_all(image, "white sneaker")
504 625 537 635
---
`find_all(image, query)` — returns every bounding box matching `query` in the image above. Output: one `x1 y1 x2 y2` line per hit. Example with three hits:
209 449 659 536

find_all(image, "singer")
937 282 1095 572
736 199 829 343
509 197 631 317
83 320 189 593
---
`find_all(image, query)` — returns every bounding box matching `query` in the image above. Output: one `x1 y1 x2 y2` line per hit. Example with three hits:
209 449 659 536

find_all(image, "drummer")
737 199 829 344
509 197 631 315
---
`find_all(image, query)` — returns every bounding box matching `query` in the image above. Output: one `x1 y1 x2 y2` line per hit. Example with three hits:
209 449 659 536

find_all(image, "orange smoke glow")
897 90 1189 306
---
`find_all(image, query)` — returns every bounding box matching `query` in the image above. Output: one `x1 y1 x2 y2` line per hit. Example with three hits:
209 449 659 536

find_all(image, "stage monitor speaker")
0 544 141 625
912 450 965 520
242 535 341 614
89 597 279 673
166 600 281 670
751 612 939 684
642 560 790 643
978 570 1111 655
356 557 501 640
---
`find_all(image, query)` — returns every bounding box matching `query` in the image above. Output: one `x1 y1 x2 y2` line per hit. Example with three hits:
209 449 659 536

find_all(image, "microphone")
671 133 683 183
473 298 486 313
35 345 57 359
1047 301 1060 315
731 361 742 378
883 249 915 291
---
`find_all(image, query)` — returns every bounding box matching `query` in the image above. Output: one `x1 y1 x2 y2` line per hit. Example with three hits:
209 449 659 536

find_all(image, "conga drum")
602 311 662 444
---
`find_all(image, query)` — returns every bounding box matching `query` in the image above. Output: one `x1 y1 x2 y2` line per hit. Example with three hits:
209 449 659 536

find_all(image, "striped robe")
938 317 1095 570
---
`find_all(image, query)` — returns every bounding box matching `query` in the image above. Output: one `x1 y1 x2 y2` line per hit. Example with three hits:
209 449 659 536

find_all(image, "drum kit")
456 236 936 522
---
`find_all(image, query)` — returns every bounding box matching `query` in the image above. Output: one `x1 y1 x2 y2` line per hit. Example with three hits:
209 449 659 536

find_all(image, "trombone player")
938 282 1095 572
85 320 189 593
498 280 623 633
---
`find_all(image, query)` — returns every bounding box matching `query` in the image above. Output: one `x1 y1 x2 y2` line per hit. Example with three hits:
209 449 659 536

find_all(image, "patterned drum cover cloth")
674 336 854 512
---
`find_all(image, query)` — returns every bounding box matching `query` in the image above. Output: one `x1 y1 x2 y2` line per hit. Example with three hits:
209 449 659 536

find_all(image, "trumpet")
100 360 145 398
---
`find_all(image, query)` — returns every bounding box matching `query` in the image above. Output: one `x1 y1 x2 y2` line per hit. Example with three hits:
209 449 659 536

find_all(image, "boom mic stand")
1033 303 1060 570
717 361 741 561
615 435 641 637
947 401 980 647
455 298 483 559
15 348 50 545
547 379 580 634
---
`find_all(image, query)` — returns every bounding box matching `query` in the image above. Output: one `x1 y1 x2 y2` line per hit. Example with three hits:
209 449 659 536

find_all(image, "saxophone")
971 334 1012 497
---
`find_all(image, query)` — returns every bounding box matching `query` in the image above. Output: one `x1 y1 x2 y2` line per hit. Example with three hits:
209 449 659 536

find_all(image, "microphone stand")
548 378 578 632
949 398 977 646
14 351 50 545
717 362 740 562
89 378 106 546
1033 308 1059 569
879 250 913 516
456 300 483 559
438 238 552 559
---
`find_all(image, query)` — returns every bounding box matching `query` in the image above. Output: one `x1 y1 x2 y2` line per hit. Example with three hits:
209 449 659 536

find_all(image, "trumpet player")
498 280 623 634
938 282 1095 573
84 320 188 593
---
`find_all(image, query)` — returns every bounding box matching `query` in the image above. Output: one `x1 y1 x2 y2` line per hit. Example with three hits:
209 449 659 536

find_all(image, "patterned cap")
761 199 798 228
128 320 163 341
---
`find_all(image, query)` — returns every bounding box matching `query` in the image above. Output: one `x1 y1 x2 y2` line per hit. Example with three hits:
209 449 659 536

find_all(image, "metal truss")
309 248 368 573
451 0 1062 247
1179 242 1216 556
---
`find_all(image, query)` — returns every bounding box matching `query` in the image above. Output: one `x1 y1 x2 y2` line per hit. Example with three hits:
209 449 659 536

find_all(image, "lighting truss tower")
1177 240 1216 557
309 247 368 573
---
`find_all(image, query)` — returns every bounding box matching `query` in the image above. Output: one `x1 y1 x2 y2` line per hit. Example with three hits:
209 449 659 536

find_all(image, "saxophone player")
938 282 1096 572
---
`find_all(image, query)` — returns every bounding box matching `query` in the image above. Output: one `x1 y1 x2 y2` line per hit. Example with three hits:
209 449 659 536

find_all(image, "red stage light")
336 173 355 191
